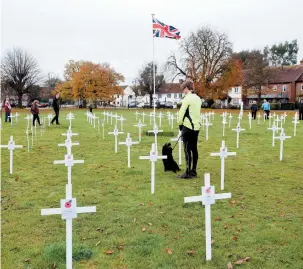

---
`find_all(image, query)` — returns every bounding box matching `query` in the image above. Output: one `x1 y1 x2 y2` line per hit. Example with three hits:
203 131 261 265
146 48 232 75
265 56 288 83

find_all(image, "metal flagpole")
152 14 156 127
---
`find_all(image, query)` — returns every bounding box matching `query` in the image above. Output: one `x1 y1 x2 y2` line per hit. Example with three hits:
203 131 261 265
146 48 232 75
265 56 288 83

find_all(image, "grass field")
1 108 303 269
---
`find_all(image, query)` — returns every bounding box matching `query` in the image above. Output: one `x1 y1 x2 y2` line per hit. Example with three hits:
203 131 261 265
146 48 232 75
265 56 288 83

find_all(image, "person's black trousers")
264 110 270 119
89 108 93 113
299 110 303 120
251 111 257 119
51 109 60 124
33 114 41 126
181 126 200 174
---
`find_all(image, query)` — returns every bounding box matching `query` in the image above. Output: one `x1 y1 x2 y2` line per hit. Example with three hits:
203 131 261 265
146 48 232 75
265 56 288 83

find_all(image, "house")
156 82 184 104
228 86 242 106
244 61 303 104
112 85 138 107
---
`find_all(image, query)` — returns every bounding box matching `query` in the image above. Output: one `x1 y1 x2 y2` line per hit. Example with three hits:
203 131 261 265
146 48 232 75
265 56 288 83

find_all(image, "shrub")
281 102 295 110
270 103 280 110
206 99 214 107
227 104 238 109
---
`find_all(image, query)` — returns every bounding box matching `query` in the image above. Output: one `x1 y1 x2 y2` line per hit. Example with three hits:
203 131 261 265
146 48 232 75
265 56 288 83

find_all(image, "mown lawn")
1 108 303 269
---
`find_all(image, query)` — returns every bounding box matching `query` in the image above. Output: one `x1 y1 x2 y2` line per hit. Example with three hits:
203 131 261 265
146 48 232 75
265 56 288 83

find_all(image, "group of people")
2 93 61 126
176 82 303 179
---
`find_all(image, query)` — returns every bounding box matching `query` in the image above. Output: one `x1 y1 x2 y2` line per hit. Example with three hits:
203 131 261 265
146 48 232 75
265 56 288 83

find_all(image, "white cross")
222 117 227 136
139 143 167 194
210 141 236 190
108 125 124 153
238 113 242 121
119 133 139 168
106 111 109 124
58 138 79 155
167 111 172 124
274 128 291 161
141 112 146 123
66 112 75 127
62 127 78 140
149 112 154 125
148 123 163 152
54 154 84 197
268 123 281 147
184 173 231 261
1 136 23 174
170 130 183 165
102 110 106 121
114 113 120 125
292 114 300 137
204 119 213 141
118 115 126 131
110 112 113 125
47 113 53 126
283 112 287 124
211 111 215 121
257 112 261 125
135 111 140 121
228 113 232 128
157 112 164 127
232 122 245 148
101 120 105 139
41 197 96 269
15 112 19 123
268 114 273 127
8 114 16 125
248 112 252 130
170 114 175 130
134 120 146 142
25 115 32 128
263 112 267 122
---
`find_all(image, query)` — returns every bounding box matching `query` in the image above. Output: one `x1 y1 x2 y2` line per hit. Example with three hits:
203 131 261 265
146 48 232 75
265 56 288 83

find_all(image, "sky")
1 0 303 85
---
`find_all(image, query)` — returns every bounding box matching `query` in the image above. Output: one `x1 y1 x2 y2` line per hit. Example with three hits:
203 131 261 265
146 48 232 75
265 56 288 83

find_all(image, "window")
272 86 277 91
234 87 239 93
301 84 303 91
174 93 178 98
167 94 171 98
179 93 182 98
282 85 287 92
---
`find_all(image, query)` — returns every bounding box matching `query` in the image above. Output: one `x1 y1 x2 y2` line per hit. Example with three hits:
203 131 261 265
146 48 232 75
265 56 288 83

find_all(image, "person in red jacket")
31 100 41 126
4 100 11 122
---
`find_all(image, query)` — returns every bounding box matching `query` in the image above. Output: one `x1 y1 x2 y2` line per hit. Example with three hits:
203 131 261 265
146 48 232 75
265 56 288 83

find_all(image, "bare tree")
1 48 40 107
44 73 62 89
243 51 275 105
166 26 233 98
134 62 165 106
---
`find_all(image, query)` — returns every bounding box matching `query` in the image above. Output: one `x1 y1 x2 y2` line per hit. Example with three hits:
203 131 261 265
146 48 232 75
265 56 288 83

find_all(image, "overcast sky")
1 0 303 85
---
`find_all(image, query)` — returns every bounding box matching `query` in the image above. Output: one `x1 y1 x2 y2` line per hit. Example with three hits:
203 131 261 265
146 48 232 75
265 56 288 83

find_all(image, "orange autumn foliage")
55 61 124 102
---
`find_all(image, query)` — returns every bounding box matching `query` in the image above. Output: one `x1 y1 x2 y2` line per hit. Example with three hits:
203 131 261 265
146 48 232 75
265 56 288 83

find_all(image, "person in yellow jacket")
177 80 202 179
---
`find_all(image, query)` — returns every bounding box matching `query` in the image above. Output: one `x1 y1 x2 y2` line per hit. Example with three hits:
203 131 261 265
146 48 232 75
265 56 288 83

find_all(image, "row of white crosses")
1 136 23 174
8 112 20 125
292 112 299 136
184 173 231 261
41 126 96 269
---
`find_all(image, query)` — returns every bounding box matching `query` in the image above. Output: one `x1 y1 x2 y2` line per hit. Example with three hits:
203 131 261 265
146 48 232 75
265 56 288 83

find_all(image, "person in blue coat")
261 99 270 119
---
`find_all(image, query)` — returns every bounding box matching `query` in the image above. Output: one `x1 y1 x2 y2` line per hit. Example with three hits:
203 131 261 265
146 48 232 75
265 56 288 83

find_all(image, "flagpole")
152 14 156 129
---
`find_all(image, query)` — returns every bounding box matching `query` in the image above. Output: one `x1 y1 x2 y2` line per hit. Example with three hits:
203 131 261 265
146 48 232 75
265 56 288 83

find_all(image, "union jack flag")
152 17 181 40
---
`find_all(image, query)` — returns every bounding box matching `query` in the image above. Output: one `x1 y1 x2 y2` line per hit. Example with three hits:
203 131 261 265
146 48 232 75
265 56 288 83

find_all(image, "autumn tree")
166 26 234 99
56 61 124 108
1 48 40 107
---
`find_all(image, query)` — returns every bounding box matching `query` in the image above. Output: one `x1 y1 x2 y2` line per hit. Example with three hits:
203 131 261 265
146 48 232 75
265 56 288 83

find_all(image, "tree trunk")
149 94 153 106
94 99 97 109
83 99 87 108
18 93 23 108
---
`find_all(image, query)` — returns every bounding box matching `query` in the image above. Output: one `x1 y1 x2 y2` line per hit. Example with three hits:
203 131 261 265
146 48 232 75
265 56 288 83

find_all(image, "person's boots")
190 169 197 178
177 169 192 179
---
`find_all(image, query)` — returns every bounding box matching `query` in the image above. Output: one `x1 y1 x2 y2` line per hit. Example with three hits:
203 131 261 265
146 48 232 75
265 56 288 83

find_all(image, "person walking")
261 99 270 119
31 100 41 126
89 102 93 114
250 101 258 119
177 80 202 179
51 93 60 125
4 100 11 122
299 98 303 120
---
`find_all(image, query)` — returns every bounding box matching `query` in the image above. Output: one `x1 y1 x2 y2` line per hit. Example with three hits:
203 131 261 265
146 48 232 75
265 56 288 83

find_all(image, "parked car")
128 101 139 108
157 101 174 109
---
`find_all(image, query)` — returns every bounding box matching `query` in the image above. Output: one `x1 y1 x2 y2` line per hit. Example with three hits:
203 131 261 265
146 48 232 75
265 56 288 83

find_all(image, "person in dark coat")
31 100 41 126
4 100 11 122
51 93 60 125
250 101 258 119
299 98 303 120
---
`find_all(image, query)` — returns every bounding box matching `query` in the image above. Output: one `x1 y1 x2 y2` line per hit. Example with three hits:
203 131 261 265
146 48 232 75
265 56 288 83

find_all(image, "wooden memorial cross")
184 173 231 261
0 136 23 174
119 133 139 168
210 141 236 190
108 125 124 153
139 143 167 194
232 122 245 148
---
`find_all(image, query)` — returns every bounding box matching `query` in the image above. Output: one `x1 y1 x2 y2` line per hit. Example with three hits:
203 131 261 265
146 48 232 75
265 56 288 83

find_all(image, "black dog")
162 143 180 173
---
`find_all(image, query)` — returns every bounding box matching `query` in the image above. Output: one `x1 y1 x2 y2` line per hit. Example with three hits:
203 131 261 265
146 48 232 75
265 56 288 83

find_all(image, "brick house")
244 61 303 104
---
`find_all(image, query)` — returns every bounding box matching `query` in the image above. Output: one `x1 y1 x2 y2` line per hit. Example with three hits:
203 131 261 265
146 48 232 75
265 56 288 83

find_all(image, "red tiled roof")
296 73 303 82
158 83 181 94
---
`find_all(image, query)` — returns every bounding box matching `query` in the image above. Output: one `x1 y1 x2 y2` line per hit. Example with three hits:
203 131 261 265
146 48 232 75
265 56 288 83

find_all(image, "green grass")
1 108 303 269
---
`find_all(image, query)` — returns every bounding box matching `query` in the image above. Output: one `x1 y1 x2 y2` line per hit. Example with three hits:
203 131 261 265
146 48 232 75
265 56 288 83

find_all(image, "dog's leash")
171 134 183 151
